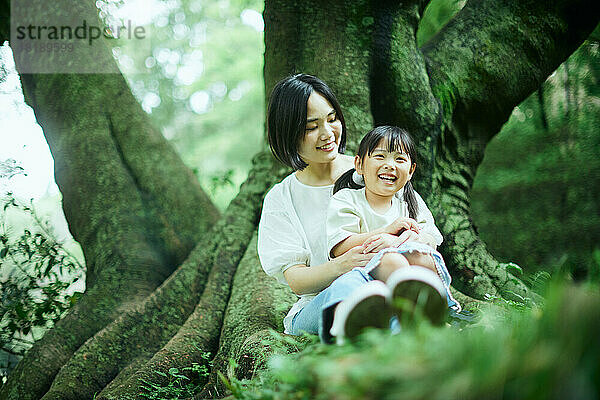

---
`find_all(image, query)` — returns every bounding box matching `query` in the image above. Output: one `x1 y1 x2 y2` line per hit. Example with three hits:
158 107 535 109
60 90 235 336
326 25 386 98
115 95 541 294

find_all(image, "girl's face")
355 138 416 200
297 92 343 167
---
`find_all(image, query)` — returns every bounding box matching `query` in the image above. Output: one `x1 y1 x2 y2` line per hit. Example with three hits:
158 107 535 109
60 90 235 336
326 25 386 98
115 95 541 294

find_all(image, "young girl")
326 126 460 341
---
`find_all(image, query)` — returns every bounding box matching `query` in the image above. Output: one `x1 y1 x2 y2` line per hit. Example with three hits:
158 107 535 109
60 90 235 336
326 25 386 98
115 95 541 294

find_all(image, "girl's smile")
355 139 416 207
378 171 398 184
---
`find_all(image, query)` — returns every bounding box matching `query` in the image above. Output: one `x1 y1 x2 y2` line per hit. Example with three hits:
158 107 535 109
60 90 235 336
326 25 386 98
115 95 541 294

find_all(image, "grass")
226 279 600 400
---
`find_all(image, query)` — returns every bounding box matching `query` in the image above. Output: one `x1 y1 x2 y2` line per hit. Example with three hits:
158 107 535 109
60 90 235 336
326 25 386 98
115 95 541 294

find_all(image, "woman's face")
297 92 343 167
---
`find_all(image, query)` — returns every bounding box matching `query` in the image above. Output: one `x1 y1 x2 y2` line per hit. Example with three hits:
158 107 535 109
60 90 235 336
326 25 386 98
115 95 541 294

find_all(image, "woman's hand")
332 244 376 274
386 217 420 236
362 233 401 254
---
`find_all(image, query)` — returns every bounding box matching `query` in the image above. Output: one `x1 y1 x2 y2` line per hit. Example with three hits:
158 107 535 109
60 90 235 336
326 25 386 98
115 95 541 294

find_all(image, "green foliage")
138 351 211 399
472 40 600 280
228 280 599 399
109 0 265 211
0 193 84 375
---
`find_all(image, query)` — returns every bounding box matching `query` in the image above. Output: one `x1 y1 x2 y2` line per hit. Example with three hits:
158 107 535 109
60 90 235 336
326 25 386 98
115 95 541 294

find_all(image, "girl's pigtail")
403 181 420 219
333 168 364 194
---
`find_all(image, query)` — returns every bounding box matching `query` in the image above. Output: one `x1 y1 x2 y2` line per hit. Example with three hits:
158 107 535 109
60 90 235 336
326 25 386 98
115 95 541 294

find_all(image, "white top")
326 187 443 256
257 173 333 333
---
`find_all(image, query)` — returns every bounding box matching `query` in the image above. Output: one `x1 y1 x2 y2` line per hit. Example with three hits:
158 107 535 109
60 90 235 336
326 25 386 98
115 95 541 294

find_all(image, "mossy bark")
264 0 375 149
420 0 599 299
0 0 598 398
1 2 218 399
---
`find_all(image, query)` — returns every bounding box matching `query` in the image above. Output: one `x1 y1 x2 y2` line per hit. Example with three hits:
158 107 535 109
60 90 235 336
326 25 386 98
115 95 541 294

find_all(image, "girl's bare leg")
370 252 410 282
403 251 437 275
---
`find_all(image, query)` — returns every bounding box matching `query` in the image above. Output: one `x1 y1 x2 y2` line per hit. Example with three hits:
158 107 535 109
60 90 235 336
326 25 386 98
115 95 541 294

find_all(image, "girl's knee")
372 252 409 281
380 252 410 270
404 251 436 273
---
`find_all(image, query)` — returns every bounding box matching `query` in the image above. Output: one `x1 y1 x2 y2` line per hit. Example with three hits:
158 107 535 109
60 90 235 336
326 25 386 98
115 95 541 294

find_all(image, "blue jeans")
290 267 375 343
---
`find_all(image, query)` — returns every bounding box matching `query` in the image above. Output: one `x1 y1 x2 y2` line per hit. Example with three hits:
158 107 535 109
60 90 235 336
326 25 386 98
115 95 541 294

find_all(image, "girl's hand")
397 229 420 245
333 244 375 273
387 217 420 236
362 233 400 254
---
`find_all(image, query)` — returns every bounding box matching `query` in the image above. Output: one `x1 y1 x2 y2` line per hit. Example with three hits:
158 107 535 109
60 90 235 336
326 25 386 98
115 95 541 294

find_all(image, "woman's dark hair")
334 126 420 219
267 74 347 170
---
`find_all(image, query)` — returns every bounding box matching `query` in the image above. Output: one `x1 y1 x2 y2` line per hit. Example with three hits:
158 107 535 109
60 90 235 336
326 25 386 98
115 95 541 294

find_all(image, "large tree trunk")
1 0 597 398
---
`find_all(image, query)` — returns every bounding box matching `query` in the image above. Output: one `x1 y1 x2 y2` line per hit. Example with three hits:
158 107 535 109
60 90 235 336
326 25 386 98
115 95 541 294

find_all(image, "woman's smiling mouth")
317 142 336 152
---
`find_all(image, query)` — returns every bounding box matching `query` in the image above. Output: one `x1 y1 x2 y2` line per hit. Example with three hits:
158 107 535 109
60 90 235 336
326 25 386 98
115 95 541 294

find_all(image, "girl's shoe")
386 266 447 326
329 281 393 345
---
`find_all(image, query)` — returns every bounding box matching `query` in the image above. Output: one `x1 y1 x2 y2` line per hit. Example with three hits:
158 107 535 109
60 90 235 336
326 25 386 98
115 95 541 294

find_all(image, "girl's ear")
408 163 416 179
354 155 363 174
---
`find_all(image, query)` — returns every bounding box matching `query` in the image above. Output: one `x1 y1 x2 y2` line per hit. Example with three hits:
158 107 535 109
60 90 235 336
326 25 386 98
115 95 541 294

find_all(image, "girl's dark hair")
267 74 347 170
334 126 420 219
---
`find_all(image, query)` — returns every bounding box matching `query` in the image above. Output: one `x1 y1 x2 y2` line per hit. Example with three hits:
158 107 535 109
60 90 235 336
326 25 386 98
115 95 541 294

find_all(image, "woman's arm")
284 244 375 295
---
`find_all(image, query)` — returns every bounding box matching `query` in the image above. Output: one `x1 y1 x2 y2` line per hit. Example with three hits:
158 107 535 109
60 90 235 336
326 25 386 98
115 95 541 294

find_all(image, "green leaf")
501 262 523 276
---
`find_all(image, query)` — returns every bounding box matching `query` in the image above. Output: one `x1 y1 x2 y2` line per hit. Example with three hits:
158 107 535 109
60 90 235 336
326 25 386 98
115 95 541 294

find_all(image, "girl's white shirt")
258 173 333 333
326 187 443 256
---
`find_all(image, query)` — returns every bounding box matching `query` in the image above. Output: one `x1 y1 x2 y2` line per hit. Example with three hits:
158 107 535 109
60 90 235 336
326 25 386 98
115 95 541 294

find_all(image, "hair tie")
352 170 365 186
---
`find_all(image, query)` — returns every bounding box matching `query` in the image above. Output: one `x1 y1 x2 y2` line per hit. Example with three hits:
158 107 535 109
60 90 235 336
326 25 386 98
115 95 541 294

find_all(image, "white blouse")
257 173 333 333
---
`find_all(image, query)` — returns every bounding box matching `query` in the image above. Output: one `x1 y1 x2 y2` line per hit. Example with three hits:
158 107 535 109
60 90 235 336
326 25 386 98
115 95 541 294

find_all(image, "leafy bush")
139 351 212 399
0 192 84 378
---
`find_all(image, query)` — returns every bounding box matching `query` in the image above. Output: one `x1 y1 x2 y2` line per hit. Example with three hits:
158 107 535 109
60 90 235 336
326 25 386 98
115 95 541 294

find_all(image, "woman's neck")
295 155 352 187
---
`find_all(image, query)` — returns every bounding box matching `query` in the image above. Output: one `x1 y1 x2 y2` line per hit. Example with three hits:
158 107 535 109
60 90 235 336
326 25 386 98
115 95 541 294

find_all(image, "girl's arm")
284 244 375 295
413 231 438 248
327 190 422 257
330 217 420 257
330 227 394 257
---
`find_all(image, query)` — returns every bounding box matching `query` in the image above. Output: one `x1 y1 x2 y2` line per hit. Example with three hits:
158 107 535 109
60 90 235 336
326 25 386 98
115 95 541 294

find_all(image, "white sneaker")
329 281 394 345
386 266 447 326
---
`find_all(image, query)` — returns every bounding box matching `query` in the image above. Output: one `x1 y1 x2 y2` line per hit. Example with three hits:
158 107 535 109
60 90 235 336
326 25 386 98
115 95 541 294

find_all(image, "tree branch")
422 0 600 137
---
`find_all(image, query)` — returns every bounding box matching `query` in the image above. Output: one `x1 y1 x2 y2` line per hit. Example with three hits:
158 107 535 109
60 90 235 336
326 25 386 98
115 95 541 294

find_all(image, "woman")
258 74 446 343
